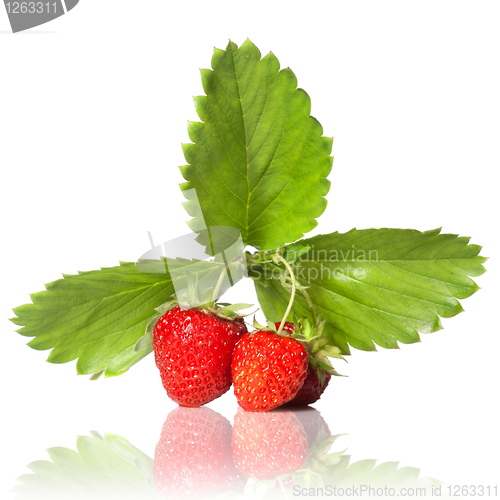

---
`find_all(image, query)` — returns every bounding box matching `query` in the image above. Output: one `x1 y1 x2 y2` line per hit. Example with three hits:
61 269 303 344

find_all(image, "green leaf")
253 228 487 354
11 262 174 377
12 433 160 499
180 39 333 251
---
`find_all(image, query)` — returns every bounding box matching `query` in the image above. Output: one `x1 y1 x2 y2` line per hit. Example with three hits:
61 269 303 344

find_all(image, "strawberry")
247 408 343 495
231 329 308 411
154 407 246 497
153 305 247 407
292 407 332 448
231 408 308 479
276 322 332 406
286 364 331 406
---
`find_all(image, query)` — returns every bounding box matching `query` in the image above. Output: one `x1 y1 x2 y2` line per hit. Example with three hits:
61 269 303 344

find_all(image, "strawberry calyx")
247 246 345 381
155 299 254 322
296 317 346 382
248 248 343 383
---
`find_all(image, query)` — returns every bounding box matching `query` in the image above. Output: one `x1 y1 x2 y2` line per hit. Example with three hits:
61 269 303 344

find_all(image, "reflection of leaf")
330 455 441 490
262 455 440 499
11 262 174 377
13 433 160 500
12 418 442 500
252 410 441 498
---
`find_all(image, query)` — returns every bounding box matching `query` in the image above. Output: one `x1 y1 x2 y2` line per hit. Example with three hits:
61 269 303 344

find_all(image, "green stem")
211 264 227 304
301 288 318 328
273 255 297 334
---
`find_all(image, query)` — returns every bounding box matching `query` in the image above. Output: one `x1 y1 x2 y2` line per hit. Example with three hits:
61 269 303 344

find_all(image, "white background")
1 0 499 497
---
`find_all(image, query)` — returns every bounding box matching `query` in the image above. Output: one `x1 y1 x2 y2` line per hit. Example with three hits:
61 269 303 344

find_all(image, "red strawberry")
231 329 308 411
231 408 308 479
286 365 331 406
276 322 331 406
153 306 247 407
291 407 332 448
154 407 246 497
277 321 296 335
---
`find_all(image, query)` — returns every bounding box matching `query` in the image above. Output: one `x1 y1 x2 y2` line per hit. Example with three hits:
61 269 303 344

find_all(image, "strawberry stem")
301 288 318 329
211 264 227 304
273 255 297 334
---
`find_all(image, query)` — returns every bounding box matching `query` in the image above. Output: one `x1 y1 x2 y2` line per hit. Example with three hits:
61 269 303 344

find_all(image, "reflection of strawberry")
251 409 343 496
153 306 247 407
154 407 246 498
292 407 331 448
276 322 331 406
232 409 308 479
231 329 308 411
